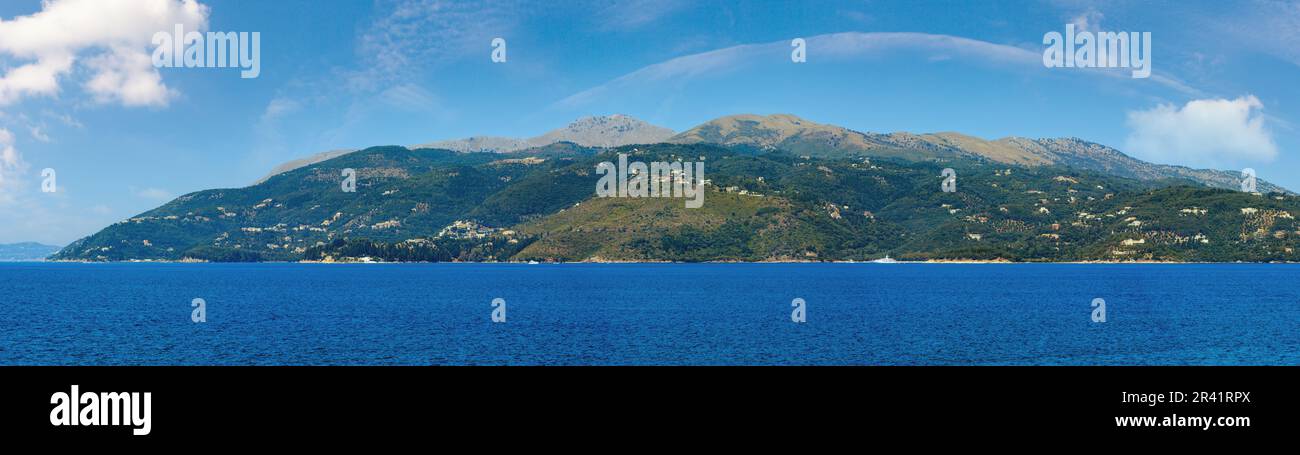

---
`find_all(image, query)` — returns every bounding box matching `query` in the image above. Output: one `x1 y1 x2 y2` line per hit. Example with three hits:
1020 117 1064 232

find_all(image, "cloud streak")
554 31 1197 109
348 0 521 91
593 0 689 31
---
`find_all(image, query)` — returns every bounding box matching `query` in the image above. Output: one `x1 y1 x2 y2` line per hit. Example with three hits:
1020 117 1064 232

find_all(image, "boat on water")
871 255 897 264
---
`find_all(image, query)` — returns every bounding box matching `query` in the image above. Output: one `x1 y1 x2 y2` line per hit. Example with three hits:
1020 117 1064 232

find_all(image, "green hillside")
52 140 1300 263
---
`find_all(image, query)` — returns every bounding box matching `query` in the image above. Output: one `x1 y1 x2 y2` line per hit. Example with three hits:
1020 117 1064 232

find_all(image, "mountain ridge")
668 113 1286 193
255 113 1284 193
53 113 1297 263
253 115 674 185
412 113 676 153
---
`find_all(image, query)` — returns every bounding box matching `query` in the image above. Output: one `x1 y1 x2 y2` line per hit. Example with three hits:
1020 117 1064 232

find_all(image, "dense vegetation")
51 142 1300 263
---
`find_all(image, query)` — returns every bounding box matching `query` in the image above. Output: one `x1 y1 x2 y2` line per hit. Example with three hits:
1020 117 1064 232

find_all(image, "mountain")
0 242 62 261
253 115 672 185
254 148 356 185
413 114 675 153
51 140 1300 263
669 114 1286 193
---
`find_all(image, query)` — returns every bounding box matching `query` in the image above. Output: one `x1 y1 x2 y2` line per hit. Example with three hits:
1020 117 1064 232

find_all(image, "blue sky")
1 0 1299 244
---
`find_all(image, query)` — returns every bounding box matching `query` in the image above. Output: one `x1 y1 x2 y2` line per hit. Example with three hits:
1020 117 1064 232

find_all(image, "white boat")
871 255 897 264
528 260 540 265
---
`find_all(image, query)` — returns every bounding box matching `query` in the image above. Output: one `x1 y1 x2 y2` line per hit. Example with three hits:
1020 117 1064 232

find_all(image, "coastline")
30 258 1296 265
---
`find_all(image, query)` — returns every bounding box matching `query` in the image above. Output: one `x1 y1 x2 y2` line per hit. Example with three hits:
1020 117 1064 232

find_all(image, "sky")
1 0 1299 245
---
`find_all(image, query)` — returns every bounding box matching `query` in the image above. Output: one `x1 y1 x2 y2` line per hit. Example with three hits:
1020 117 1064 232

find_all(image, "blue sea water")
0 262 1296 365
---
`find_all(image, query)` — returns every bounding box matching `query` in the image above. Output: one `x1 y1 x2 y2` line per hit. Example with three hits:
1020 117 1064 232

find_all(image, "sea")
0 262 1296 365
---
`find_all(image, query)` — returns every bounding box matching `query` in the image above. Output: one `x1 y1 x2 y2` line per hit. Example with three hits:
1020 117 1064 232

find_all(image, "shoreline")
26 258 1300 265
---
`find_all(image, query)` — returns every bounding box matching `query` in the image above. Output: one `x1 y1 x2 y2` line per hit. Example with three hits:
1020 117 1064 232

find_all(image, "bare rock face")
258 115 673 184
670 113 1288 193
413 114 674 153
254 149 356 185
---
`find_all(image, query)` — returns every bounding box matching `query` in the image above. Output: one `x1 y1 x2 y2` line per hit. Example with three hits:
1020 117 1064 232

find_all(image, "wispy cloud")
0 128 30 204
248 0 499 172
131 186 174 202
1069 8 1105 33
43 110 83 129
377 84 444 112
347 0 522 91
593 0 689 31
555 32 1042 109
28 125 50 143
1209 0 1300 68
260 97 301 124
555 31 1204 110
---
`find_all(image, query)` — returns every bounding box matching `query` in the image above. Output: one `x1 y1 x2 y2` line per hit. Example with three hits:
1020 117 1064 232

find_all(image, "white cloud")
0 128 30 204
1070 8 1105 33
0 0 208 107
1124 95 1278 168
83 44 175 107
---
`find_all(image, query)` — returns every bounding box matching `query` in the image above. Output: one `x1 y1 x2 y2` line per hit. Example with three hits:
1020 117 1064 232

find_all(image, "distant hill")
412 114 675 153
669 114 1286 193
0 242 62 261
254 148 356 185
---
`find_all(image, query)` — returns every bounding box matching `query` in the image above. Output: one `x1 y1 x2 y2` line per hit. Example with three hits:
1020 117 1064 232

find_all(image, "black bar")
2 366 1292 442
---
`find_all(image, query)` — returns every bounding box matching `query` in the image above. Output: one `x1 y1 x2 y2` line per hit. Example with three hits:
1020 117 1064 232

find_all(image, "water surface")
0 262 1295 365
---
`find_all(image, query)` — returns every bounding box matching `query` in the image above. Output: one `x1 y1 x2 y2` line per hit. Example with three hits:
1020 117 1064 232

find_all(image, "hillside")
254 113 1283 195
669 114 1286 193
254 115 672 184
253 149 356 185
52 140 1300 263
